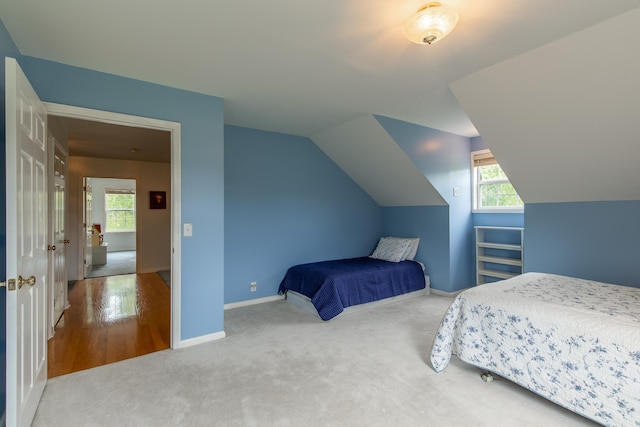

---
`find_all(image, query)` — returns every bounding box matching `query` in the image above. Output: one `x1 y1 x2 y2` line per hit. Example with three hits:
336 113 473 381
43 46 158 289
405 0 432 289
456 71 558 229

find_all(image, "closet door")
48 136 69 333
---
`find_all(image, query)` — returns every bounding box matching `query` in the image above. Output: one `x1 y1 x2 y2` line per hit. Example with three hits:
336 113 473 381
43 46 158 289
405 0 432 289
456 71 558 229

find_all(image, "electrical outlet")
250 282 257 292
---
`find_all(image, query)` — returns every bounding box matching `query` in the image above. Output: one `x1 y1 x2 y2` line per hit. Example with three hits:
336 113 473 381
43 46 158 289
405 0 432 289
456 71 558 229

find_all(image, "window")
105 189 136 232
472 149 523 212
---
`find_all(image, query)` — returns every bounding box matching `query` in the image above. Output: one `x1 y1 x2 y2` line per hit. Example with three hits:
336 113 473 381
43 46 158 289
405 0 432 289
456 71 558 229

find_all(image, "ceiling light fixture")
404 2 459 45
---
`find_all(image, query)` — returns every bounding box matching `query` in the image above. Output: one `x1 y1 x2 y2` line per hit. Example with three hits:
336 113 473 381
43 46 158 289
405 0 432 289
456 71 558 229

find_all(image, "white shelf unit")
475 226 524 285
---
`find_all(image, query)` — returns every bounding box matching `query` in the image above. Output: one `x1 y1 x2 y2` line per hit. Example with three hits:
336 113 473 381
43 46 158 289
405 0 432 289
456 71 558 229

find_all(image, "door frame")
44 102 181 349
84 177 138 276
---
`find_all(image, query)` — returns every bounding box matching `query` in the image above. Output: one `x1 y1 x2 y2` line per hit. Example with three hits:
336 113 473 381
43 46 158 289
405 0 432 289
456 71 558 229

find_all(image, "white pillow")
370 237 412 263
404 238 420 261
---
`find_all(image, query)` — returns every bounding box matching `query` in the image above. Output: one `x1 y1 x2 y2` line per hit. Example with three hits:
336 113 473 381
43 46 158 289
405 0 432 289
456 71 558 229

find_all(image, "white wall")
68 157 171 279
88 177 136 251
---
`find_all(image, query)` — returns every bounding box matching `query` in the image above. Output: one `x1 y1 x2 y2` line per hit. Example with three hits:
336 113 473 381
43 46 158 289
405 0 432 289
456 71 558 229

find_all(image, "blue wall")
224 125 382 303
0 17 22 421
381 206 449 289
375 116 473 292
525 201 640 287
20 56 226 340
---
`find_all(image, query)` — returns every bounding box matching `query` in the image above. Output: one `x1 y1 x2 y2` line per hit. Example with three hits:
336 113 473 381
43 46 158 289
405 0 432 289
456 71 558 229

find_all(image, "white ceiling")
2 0 639 138
49 116 171 163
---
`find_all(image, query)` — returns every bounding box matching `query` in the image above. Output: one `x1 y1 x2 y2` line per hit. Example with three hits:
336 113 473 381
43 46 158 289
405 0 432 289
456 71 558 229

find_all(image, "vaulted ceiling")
451 7 640 204
2 0 638 138
2 1 639 205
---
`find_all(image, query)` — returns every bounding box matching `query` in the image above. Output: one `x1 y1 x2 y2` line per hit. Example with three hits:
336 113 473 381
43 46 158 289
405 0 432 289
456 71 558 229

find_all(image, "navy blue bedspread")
278 257 426 321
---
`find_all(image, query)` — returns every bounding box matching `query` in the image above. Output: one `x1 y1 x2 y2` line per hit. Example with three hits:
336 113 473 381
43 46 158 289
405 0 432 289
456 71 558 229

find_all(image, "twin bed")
430 272 640 427
278 236 427 320
278 256 428 320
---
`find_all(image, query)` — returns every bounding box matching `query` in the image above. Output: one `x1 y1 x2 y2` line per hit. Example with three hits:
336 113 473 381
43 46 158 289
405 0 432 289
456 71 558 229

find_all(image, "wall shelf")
475 226 524 285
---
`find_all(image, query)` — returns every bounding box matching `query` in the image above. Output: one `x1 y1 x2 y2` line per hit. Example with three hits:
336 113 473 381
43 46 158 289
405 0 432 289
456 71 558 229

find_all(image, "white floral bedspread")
430 272 640 427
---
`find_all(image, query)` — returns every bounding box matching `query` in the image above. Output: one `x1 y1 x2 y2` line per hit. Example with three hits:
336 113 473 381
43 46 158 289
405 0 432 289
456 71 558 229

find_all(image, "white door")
83 177 93 277
48 135 68 335
5 57 49 426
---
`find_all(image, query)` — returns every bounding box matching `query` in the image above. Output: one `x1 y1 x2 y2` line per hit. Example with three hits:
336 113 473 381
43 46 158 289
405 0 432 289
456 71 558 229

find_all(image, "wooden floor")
48 272 171 378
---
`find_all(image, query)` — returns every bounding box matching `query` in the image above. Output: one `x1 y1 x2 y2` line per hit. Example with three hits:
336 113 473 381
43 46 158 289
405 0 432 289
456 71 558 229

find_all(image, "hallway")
48 273 171 378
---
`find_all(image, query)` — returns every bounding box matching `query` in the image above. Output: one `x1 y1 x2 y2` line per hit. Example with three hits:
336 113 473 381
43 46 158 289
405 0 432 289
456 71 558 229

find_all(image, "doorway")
85 177 137 278
45 103 182 353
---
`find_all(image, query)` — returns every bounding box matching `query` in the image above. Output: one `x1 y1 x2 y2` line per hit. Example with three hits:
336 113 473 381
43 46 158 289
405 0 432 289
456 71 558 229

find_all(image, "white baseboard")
178 331 226 349
224 295 284 310
177 296 284 348
139 267 170 274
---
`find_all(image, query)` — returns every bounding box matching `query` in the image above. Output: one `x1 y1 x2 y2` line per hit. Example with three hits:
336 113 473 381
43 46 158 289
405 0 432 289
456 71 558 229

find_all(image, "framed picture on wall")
150 191 167 209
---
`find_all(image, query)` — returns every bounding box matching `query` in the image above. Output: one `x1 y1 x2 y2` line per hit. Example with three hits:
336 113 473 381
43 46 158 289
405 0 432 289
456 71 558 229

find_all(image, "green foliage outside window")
106 193 136 231
477 164 523 209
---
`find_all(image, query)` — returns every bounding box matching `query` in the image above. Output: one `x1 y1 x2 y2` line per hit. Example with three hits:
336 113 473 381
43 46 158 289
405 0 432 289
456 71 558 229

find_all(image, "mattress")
430 272 640 427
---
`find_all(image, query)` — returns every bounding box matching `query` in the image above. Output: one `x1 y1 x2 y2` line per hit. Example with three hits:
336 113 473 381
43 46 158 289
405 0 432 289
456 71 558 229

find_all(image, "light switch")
453 187 460 197
183 223 193 236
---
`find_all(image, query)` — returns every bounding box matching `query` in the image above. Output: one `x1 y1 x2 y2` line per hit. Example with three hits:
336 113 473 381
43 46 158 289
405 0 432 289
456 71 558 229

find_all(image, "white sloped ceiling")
450 7 640 204
311 115 446 207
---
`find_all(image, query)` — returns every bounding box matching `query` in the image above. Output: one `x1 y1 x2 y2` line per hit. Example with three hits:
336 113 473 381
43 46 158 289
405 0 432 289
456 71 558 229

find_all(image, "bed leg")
481 372 494 383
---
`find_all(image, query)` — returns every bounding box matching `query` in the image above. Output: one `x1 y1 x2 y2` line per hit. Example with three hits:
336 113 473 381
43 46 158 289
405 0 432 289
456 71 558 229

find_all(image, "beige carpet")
33 295 598 426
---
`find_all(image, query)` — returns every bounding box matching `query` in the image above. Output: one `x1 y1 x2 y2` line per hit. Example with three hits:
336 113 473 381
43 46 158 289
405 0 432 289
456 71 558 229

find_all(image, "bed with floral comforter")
430 272 640 427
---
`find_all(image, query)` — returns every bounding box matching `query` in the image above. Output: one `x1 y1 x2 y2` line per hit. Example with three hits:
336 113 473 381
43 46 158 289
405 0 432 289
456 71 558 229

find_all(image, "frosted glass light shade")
404 2 459 45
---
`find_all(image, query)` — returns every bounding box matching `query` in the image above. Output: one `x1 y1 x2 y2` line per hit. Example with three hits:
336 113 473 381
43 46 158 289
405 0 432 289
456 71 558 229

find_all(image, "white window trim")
471 149 524 213
105 188 137 232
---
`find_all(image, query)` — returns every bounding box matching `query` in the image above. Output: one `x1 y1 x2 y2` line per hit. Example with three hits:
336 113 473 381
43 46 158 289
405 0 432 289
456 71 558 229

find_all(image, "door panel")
83 177 93 277
48 136 69 334
6 57 49 427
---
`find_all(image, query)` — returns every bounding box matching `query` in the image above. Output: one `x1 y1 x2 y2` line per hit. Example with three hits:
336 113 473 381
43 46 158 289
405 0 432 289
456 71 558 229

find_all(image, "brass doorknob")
48 244 56 251
18 275 36 289
64 239 70 244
